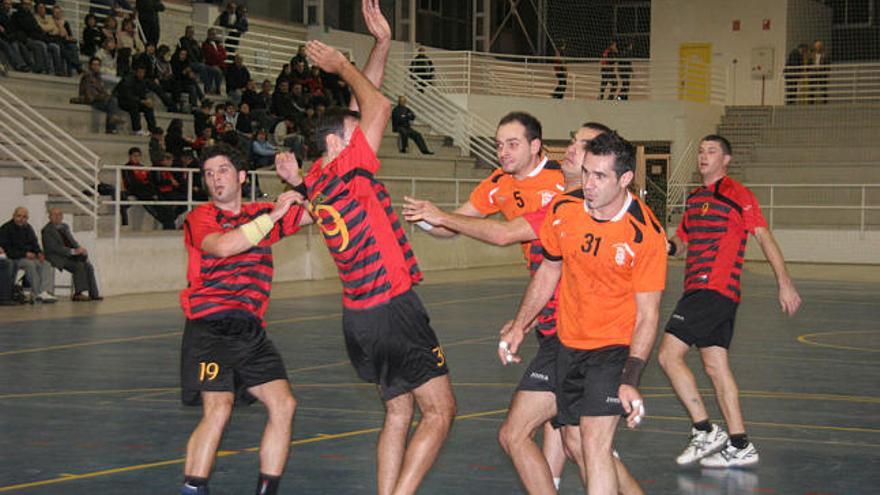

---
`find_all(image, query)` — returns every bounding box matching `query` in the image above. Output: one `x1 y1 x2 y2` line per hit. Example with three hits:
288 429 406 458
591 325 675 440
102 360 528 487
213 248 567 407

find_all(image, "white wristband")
415 220 434 231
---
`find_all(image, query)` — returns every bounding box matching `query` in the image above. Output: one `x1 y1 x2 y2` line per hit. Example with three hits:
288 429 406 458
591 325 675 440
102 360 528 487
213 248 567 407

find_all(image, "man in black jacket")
10 0 55 74
179 25 214 91
225 54 250 104
391 96 432 154
115 66 158 135
0 207 56 302
136 0 164 47
41 208 101 301
0 0 29 71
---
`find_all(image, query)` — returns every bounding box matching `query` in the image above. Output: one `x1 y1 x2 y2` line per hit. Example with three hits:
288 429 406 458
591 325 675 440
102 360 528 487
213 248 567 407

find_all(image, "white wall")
786 0 833 56
651 0 788 106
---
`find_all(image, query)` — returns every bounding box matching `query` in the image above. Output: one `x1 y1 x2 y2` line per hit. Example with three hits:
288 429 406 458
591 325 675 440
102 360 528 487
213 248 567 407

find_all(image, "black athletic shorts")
180 316 289 406
555 344 628 425
342 289 449 401
516 332 560 393
665 289 739 349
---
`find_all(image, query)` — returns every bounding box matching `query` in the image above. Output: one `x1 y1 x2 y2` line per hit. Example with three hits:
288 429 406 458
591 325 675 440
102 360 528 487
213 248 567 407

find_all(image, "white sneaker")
700 442 759 468
676 424 729 465
37 291 57 303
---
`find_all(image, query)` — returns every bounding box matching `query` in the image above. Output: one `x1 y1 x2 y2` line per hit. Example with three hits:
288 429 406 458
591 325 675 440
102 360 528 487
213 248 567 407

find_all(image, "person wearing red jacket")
201 28 226 94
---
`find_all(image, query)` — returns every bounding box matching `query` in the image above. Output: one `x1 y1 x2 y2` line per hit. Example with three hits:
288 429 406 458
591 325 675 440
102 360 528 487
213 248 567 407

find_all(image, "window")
614 2 650 36
827 0 874 26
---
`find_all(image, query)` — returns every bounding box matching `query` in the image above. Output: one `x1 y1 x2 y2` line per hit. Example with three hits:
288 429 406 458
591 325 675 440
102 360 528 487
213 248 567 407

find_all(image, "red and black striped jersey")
180 201 305 323
677 176 767 302
305 127 422 310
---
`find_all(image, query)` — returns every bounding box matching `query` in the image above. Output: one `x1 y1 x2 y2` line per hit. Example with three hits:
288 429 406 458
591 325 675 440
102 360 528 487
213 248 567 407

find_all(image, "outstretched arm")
200 190 304 257
403 196 535 245
306 40 390 152
350 0 391 113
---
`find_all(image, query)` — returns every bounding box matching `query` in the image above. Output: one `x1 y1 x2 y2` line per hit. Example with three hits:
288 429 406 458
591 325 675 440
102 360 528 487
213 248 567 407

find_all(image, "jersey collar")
524 156 549 178
584 191 632 222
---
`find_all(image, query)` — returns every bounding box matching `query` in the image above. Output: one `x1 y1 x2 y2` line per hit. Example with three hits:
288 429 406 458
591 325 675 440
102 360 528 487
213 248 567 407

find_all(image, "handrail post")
187 170 194 213
860 185 866 233
114 167 121 247
466 51 471 94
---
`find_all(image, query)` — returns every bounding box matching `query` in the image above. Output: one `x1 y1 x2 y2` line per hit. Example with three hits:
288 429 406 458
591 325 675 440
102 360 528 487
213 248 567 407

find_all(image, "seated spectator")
290 58 307 84
100 14 117 46
95 36 119 85
149 126 165 165
236 101 254 138
79 57 121 133
121 147 175 229
170 46 204 109
178 25 215 93
251 128 276 168
212 102 226 133
240 78 260 111
192 125 215 152
0 0 30 72
192 98 213 137
41 208 101 301
289 44 308 74
225 54 249 104
275 62 292 90
165 118 193 160
49 5 81 75
80 13 104 58
223 101 239 129
0 207 56 303
173 146 206 200
303 64 326 105
114 65 158 135
290 81 309 114
392 95 433 154
116 17 143 76
201 28 227 94
0 247 15 305
11 0 57 75
153 152 186 224
272 117 305 159
34 1 67 76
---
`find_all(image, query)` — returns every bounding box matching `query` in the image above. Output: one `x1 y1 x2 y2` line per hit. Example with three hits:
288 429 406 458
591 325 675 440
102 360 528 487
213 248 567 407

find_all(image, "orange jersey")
540 191 667 350
469 158 565 265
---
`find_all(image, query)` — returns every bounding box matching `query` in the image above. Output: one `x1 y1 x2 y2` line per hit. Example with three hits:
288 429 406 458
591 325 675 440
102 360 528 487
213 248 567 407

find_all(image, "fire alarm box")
751 46 774 78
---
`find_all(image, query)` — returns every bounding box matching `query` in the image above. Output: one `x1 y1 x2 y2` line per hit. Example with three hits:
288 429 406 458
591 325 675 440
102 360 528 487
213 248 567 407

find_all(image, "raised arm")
403 196 535 245
349 0 391 113
306 40 390 152
753 226 801 315
200 190 303 257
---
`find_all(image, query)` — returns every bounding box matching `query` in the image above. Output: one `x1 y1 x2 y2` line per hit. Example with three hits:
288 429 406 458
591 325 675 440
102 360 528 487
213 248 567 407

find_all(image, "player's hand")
362 0 391 43
402 196 444 225
305 41 349 74
778 282 802 316
498 320 525 366
269 190 305 222
275 151 302 186
618 384 645 429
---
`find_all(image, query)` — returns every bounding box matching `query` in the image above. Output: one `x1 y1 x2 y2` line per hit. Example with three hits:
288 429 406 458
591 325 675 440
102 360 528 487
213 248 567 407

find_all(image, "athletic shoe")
36 291 57 303
676 424 729 465
700 442 759 468
180 483 209 494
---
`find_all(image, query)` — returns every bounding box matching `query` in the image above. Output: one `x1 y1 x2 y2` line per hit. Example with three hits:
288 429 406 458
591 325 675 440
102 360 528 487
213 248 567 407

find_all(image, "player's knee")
702 359 725 381
424 397 456 431
269 393 297 421
657 344 680 371
202 397 234 425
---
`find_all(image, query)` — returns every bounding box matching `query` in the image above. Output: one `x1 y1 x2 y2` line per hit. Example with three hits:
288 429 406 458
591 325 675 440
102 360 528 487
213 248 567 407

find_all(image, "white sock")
554 477 561 491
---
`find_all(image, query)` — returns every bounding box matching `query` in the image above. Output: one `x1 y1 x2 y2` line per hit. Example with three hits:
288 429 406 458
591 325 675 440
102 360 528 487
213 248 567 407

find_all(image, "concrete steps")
750 145 878 163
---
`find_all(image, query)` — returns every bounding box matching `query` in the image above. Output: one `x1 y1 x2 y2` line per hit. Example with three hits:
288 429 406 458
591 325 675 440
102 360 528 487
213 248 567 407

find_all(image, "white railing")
666 139 699 210
781 62 880 104
104 166 480 242
390 49 728 105
667 183 880 232
382 56 498 167
0 83 100 227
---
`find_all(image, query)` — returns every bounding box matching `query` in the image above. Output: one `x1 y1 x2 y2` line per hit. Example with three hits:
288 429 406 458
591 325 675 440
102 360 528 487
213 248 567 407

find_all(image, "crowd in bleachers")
1 0 358 230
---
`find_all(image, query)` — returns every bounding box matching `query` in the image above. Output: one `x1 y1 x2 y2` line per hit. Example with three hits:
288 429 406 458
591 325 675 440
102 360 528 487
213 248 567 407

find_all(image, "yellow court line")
0 408 509 493
0 293 518 358
648 415 880 434
0 387 178 400
797 330 880 353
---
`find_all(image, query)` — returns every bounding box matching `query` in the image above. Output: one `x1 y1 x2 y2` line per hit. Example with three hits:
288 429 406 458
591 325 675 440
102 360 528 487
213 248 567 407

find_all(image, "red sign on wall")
763 18 771 30
732 19 741 31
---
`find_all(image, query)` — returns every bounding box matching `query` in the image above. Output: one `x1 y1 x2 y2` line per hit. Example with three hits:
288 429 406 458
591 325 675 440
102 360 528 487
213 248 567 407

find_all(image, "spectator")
50 5 81 75
785 43 808 105
170 46 204 109
272 117 304 158
250 78 274 129
217 2 247 57
135 0 164 47
250 127 275 167
201 27 227 94
192 98 213 136
598 40 618 100
11 0 56 75
236 101 254 137
290 57 307 84
0 0 30 72
41 208 101 301
275 62 292 89
303 64 326 105
178 25 215 91
391 95 432 154
290 81 309 114
174 146 207 200
116 17 143 76
133 43 177 112
0 248 15 305
289 44 308 73
149 126 165 165
211 102 226 133
225 54 249 104
80 13 104 58
271 79 295 121
0 207 56 303
121 147 174 229
115 65 158 135
100 14 118 46
153 151 186 224
95 36 119 84
79 57 121 133
222 101 238 129
34 2 68 76
409 46 434 92
165 118 193 159
809 40 830 104
191 125 214 152
617 40 633 100
240 78 260 110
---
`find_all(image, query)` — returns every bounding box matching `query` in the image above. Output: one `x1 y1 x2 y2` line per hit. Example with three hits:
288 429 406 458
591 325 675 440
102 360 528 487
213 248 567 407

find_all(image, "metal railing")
781 62 880 104
103 166 481 242
667 183 880 232
666 139 698 210
0 83 100 228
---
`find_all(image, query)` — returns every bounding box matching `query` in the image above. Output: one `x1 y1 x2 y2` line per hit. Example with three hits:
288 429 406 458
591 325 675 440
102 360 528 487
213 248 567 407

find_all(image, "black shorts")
555 344 628 425
516 332 560 393
665 289 739 349
180 316 289 406
342 289 449 401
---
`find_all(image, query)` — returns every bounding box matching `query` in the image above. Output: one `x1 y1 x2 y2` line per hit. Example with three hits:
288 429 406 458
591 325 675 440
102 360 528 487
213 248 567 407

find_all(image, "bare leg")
564 425 643 495
377 391 414 495
658 334 709 423
498 391 557 494
391 375 456 495
580 415 624 495
542 422 566 487
184 391 234 478
247 379 297 476
699 346 745 434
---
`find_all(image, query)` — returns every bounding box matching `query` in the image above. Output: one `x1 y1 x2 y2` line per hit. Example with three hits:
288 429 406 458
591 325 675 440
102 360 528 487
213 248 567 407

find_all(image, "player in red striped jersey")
660 135 802 469
178 143 307 495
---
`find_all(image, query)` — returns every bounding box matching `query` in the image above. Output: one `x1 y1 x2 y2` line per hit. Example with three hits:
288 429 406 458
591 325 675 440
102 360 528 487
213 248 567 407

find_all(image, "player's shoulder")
550 188 584 215
242 201 275 216
188 202 217 221
624 196 665 245
719 176 755 198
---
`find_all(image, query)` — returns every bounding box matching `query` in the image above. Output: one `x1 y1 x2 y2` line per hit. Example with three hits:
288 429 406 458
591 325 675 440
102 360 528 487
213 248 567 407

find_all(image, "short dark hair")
586 131 636 178
581 122 612 135
89 56 100 65
314 107 360 155
498 112 542 143
128 147 141 156
701 134 732 156
199 143 247 172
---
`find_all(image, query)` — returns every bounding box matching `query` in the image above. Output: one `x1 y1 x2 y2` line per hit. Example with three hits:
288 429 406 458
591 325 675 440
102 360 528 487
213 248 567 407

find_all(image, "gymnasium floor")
1 263 878 494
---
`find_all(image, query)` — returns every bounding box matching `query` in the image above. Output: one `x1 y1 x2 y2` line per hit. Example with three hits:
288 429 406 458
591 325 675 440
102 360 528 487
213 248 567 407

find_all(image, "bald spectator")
42 208 101 301
0 207 56 302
